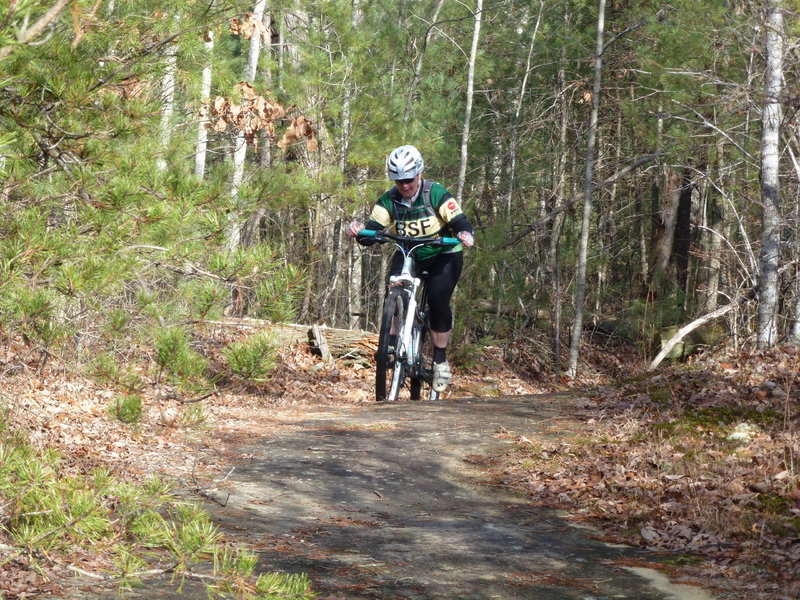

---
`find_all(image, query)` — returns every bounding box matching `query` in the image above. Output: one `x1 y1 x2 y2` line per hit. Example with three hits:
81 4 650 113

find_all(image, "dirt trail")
81 394 720 600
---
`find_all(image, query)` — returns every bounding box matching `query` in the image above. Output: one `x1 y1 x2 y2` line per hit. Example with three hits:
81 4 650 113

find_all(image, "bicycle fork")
399 280 420 367
389 254 420 366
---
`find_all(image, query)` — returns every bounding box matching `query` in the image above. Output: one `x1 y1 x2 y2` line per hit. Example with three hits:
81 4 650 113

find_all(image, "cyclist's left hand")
457 231 474 248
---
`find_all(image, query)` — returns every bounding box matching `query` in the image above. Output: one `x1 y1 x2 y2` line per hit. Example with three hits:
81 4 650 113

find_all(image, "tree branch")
497 151 663 250
602 18 647 54
0 0 72 61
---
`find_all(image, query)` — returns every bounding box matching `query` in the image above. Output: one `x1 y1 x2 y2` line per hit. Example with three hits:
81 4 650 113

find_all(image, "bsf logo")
447 201 457 211
397 217 436 237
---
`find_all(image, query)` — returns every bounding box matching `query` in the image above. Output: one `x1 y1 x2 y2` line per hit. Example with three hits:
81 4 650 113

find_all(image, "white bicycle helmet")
386 145 424 180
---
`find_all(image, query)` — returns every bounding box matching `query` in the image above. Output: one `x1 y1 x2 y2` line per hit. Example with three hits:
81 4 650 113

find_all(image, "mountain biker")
347 145 474 393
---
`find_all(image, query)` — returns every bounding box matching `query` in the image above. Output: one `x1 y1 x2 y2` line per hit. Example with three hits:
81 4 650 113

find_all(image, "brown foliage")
230 13 270 43
278 116 319 153
204 83 285 147
202 84 318 153
116 75 148 100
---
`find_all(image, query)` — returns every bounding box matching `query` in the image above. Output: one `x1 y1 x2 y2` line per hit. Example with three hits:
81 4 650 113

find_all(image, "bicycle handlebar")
357 229 461 247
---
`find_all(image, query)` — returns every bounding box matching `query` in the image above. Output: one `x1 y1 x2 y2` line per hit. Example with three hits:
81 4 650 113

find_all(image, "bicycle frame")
387 242 427 399
359 230 460 401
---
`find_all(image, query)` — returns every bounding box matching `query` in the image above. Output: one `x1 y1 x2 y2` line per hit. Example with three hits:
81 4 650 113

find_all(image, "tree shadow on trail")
207 398 713 600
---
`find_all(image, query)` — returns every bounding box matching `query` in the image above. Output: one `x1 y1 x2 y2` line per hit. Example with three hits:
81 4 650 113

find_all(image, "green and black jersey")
363 180 474 261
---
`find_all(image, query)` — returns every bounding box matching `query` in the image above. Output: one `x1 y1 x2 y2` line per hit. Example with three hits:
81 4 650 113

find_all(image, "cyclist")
347 145 474 393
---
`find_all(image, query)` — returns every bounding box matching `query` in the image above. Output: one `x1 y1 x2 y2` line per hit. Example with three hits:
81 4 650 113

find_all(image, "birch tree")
195 27 215 179
505 0 545 214
567 0 605 378
756 0 784 347
156 17 179 172
455 0 483 204
228 1 268 251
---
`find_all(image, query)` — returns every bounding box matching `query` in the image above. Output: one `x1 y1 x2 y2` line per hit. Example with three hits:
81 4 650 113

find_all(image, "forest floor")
0 326 798 599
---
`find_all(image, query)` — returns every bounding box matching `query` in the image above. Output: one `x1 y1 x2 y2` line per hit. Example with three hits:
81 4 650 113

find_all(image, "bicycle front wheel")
411 316 438 401
375 288 406 401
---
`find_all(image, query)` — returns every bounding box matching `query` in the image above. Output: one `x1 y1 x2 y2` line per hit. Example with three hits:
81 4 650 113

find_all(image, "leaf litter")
0 328 535 598
486 345 800 600
3 325 798 599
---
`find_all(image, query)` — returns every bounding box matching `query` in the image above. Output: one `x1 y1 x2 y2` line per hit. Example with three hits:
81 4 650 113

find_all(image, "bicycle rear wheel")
375 288 406 401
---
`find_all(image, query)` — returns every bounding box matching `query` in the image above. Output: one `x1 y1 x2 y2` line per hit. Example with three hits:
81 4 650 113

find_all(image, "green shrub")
0 412 316 598
12 287 72 354
181 402 207 428
110 394 143 424
223 333 277 380
89 351 121 384
88 352 145 392
254 264 305 323
184 279 226 322
102 309 131 340
154 326 208 379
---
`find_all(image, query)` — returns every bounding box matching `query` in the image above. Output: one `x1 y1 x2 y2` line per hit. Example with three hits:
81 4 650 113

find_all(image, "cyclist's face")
395 175 420 198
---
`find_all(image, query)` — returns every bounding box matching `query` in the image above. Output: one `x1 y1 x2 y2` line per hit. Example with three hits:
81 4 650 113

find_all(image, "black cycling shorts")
388 250 463 333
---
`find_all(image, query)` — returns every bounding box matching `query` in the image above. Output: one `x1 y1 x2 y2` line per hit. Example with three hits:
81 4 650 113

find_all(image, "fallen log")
205 319 378 363
648 304 733 371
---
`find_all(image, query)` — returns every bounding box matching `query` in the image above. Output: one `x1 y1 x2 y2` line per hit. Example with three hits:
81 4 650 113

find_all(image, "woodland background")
1 2 800 598
1 0 798 378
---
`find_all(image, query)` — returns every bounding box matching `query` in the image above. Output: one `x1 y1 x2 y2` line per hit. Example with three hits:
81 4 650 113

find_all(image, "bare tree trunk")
156 17 179 172
259 10 273 168
672 170 693 293
455 0 483 204
791 271 800 344
639 98 664 293
549 89 570 378
757 0 784 347
548 50 569 277
195 27 215 179
403 0 446 129
787 133 800 342
648 169 682 293
228 130 248 249
505 0 544 215
345 0 364 329
638 193 649 287
553 222 563 381
705 133 725 311
567 0 605 378
349 231 364 329
277 12 285 92
227 0 267 252
244 3 266 82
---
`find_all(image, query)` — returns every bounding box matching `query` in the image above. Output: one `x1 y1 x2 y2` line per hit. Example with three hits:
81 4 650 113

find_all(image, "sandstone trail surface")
82 394 717 600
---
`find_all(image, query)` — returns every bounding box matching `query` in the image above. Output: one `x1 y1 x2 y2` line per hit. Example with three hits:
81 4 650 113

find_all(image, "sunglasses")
396 178 416 185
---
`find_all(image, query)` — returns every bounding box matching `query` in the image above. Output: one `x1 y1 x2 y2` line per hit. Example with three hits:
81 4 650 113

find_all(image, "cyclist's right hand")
347 220 364 237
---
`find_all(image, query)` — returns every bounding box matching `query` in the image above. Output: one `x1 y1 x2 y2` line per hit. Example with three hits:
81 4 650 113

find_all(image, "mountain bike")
358 230 460 402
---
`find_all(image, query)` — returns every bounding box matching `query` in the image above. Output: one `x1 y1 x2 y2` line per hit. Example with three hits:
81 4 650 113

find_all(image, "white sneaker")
432 361 452 392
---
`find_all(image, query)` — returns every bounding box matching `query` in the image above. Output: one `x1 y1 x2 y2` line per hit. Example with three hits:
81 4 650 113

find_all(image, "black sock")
433 346 447 364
